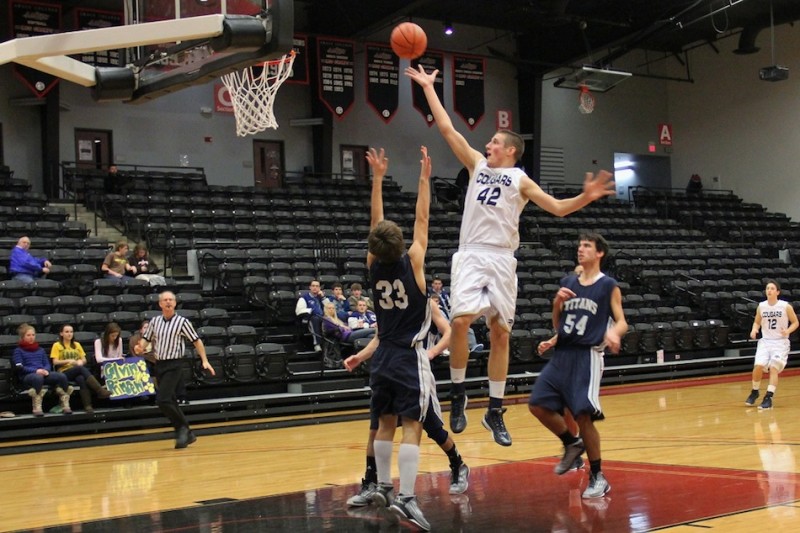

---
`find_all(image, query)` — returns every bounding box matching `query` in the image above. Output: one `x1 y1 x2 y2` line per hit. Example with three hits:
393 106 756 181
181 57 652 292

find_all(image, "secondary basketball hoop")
578 85 595 114
220 49 296 136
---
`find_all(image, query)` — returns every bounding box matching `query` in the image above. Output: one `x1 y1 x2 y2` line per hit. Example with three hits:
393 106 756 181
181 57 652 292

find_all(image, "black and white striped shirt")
143 313 199 361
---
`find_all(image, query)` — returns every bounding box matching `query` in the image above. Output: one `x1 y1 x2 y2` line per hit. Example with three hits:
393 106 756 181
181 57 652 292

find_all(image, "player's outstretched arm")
409 146 431 293
520 170 615 217
427 301 451 359
367 147 388 229
750 305 762 339
785 304 799 338
405 65 482 171
344 334 380 372
605 286 628 354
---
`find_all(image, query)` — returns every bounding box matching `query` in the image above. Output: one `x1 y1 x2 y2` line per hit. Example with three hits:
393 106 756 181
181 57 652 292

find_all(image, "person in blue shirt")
9 236 51 283
326 282 351 321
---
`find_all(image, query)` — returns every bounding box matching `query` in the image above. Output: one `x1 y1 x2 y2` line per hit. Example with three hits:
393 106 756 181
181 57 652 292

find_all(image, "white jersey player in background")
406 65 615 446
745 279 798 410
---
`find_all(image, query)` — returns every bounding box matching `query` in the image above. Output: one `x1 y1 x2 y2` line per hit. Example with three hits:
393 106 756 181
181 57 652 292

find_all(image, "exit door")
74 129 112 169
254 140 284 189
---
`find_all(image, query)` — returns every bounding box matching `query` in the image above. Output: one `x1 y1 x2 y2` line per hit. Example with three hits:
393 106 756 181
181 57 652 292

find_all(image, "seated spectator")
51 324 111 413
348 299 377 330
322 301 375 343
9 236 51 283
129 243 166 286
347 282 374 311
325 282 351 321
12 323 74 416
94 322 125 365
686 173 703 196
102 240 136 281
429 278 483 353
295 279 326 352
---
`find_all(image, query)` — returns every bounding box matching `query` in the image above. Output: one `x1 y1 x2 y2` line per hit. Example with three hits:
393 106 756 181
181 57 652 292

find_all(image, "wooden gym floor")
2 370 799 532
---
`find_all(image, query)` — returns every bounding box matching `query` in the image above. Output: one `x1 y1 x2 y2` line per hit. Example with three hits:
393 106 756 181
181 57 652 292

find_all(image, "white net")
578 85 595 114
220 50 296 137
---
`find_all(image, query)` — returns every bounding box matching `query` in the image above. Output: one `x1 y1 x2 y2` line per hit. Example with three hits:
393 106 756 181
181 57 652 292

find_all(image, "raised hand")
405 65 438 88
366 147 388 178
582 170 616 201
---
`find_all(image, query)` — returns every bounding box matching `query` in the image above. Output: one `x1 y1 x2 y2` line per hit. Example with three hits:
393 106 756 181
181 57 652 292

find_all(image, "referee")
141 291 215 449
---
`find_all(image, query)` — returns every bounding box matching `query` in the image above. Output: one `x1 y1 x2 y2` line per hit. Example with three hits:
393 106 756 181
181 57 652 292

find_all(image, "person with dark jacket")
295 279 326 352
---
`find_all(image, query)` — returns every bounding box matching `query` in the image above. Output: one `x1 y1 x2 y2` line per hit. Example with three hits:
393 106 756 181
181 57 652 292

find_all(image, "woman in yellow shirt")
50 324 111 413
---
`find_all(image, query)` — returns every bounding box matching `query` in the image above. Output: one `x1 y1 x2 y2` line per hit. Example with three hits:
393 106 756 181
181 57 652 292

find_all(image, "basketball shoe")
482 407 512 446
759 393 773 410
745 389 759 406
390 495 430 531
570 456 585 471
450 393 468 433
346 479 377 507
371 482 395 507
555 438 585 475
582 472 610 499
449 463 470 494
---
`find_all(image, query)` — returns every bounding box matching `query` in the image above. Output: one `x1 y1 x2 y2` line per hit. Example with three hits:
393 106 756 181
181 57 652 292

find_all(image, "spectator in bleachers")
9 236 51 283
296 279 326 352
105 164 119 194
94 322 125 365
429 276 483 353
348 299 377 331
102 240 137 281
13 323 74 416
129 243 166 286
322 301 375 343
51 324 111 413
347 282 374 311
326 282 351 321
686 173 703 196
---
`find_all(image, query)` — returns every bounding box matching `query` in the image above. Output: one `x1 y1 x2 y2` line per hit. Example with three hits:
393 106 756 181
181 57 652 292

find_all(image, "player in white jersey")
745 280 798 410
406 65 615 446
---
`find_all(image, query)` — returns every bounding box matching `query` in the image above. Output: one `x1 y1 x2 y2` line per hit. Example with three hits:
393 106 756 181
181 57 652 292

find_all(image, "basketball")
390 22 427 60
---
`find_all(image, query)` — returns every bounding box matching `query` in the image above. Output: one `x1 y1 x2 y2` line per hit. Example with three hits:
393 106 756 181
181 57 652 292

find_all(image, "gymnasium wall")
667 22 800 221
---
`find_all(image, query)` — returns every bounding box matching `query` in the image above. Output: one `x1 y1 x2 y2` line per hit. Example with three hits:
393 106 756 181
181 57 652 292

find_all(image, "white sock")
397 443 420 496
450 367 466 383
767 385 776 394
489 380 506 399
374 439 393 485
752 381 761 390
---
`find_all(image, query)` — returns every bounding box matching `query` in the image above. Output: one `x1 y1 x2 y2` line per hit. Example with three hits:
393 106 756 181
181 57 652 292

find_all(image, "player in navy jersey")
529 233 627 499
341 145 434 530
406 65 615 447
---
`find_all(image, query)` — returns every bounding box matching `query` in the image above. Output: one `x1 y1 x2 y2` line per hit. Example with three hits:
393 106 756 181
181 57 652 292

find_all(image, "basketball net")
220 50 296 137
578 85 595 114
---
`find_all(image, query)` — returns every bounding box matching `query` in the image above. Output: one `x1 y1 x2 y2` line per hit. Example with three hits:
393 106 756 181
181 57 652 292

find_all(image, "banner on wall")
74 8 124 67
286 34 309 84
102 357 156 400
317 37 355 120
411 51 444 126
365 43 399 124
10 1 62 98
452 54 485 130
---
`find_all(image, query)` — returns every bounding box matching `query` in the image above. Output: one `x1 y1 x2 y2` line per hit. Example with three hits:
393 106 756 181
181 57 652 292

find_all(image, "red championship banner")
286 34 309 85
317 37 355 120
452 54 485 130
365 43 399 124
9 1 62 98
74 8 124 67
411 51 444 126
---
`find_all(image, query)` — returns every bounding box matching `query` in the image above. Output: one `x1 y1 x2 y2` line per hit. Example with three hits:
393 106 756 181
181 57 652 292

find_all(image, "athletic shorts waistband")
458 244 515 256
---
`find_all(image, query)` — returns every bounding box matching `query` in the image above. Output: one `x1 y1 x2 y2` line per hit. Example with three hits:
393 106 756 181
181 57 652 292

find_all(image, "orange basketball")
390 22 427 60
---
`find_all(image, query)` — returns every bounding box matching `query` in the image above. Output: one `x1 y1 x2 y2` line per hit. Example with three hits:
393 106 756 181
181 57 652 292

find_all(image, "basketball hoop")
578 85 595 114
220 50 296 137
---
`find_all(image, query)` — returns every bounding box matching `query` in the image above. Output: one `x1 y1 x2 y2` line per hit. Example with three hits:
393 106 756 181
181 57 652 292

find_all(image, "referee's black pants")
155 359 189 430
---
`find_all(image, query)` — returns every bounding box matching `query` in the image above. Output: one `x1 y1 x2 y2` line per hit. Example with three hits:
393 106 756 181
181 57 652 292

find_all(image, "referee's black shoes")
175 427 197 449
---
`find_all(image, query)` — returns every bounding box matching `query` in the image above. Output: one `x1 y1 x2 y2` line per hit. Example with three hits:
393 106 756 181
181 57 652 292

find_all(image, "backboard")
554 66 632 93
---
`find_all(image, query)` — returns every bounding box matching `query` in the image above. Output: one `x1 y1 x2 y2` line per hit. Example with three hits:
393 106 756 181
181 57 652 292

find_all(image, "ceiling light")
443 21 454 36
